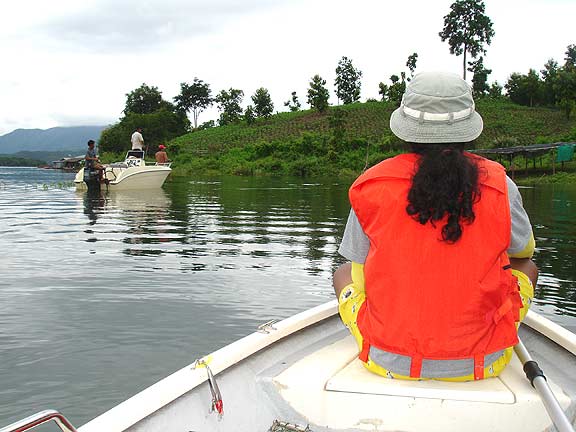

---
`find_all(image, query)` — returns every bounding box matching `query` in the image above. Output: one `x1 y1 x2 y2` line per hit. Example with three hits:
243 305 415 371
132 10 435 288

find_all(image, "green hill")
167 99 576 177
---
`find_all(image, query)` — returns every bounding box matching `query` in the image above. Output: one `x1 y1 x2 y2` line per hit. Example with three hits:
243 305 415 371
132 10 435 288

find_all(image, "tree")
251 87 274 118
334 56 362 104
467 56 492 97
524 69 542 107
488 81 503 98
564 44 576 69
505 70 542 107
307 74 330 113
198 120 215 130
173 78 213 129
100 109 189 154
124 84 164 115
215 88 244 126
406 53 419 78
439 0 495 80
541 59 559 106
555 44 576 118
554 68 576 119
284 91 301 112
378 82 389 101
387 74 406 106
244 105 256 125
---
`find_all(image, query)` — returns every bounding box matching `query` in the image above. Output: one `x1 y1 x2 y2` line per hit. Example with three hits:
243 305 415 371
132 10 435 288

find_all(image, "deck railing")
0 410 77 432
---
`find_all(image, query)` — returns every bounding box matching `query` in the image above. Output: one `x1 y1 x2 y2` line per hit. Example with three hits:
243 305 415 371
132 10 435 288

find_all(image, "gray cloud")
32 0 291 53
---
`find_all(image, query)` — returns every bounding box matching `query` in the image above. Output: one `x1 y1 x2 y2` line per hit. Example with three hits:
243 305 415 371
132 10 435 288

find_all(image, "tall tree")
251 87 274 118
467 56 492 97
334 56 362 104
524 69 542 107
564 44 576 69
307 74 330 113
387 74 406 106
406 53 419 78
284 91 301 112
378 82 389 102
439 0 494 80
505 70 542 107
173 78 213 129
541 59 560 106
215 88 244 126
554 68 576 119
124 83 164 115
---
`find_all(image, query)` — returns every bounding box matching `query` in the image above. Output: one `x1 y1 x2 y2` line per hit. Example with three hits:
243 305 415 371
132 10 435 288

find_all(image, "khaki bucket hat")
389 71 483 143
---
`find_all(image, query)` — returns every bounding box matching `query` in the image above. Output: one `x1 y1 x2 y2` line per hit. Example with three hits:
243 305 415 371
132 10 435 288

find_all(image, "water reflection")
82 189 106 225
0 168 575 428
519 184 576 322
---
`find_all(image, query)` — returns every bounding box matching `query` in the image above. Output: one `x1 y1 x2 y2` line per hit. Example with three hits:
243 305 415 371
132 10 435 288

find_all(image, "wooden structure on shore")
472 142 575 178
51 156 84 171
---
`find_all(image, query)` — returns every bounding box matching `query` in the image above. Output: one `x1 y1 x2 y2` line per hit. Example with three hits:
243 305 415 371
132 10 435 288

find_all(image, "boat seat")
326 354 515 403
273 333 571 432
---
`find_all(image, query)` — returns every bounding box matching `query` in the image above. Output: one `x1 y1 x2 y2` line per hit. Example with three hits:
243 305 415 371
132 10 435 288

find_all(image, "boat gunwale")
78 300 339 432
78 301 576 432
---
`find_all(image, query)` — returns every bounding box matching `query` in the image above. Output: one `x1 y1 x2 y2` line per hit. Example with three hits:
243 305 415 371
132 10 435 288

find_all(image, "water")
0 167 574 428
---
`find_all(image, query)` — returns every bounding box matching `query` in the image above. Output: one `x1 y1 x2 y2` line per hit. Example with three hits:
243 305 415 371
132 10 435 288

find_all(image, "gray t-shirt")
85 148 97 170
338 176 533 263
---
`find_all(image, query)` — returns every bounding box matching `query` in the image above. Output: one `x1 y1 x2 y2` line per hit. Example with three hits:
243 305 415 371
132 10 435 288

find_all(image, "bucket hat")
389 71 483 143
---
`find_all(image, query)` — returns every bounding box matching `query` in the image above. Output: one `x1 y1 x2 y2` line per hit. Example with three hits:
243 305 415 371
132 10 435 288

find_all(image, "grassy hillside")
166 99 576 177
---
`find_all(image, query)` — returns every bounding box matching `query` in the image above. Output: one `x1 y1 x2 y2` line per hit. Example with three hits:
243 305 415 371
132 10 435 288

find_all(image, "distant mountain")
0 126 107 155
0 150 86 164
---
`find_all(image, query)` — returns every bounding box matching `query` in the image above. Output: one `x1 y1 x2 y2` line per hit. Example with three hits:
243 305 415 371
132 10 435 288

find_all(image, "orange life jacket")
349 152 522 380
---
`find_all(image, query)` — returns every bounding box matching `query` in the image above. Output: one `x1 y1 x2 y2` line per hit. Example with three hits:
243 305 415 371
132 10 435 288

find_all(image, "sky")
1 0 574 136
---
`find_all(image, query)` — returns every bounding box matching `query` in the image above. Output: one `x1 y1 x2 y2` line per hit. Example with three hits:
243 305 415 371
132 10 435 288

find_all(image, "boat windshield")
126 150 145 159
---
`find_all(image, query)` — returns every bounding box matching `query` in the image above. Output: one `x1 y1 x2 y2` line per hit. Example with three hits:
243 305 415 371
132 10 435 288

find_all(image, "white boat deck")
78 302 576 432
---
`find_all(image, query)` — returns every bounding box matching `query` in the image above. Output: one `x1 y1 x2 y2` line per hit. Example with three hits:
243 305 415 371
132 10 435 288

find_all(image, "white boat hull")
75 166 171 191
78 302 576 432
75 152 171 191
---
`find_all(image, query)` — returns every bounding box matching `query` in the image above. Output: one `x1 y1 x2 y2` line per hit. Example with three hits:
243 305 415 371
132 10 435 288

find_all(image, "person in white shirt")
131 127 144 150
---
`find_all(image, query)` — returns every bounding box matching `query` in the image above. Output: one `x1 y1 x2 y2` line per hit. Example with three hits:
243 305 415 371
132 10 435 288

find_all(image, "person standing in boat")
85 139 104 182
333 71 538 382
131 127 145 151
155 144 170 164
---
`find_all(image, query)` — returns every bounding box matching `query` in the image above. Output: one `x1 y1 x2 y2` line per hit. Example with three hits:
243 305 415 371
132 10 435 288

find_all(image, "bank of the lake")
162 99 576 178
515 170 576 185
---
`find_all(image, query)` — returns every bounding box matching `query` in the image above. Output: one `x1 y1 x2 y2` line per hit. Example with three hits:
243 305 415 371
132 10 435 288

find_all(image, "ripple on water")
0 170 575 426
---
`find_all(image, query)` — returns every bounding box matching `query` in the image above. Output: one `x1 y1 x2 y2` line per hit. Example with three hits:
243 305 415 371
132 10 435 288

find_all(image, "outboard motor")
83 167 101 191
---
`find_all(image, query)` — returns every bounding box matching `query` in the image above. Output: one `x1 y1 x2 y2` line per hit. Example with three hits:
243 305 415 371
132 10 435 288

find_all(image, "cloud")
29 0 297 53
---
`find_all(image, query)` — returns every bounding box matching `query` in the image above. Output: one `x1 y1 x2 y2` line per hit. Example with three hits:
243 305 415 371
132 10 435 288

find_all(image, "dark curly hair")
406 143 480 243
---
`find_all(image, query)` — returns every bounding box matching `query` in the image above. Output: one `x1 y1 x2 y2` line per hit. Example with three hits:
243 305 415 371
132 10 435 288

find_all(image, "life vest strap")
474 353 485 380
359 340 370 363
409 354 423 378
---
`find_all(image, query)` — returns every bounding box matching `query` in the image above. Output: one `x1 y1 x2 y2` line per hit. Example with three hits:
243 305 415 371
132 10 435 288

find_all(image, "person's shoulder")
354 153 416 186
467 153 505 172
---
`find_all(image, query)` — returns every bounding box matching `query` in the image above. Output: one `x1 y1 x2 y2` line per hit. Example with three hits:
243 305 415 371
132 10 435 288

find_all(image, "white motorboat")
4 301 575 432
74 150 171 191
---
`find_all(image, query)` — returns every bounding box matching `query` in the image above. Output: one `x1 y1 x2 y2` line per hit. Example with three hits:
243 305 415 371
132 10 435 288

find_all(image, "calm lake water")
0 167 575 428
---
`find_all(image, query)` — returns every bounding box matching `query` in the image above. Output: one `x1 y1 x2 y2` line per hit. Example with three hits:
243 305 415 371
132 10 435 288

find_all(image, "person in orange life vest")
155 144 170 164
333 72 538 382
